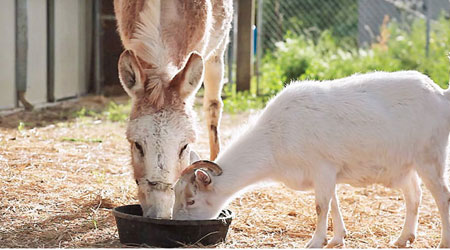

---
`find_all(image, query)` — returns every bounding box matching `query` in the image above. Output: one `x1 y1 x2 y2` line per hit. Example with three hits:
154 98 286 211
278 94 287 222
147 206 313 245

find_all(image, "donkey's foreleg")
203 45 226 160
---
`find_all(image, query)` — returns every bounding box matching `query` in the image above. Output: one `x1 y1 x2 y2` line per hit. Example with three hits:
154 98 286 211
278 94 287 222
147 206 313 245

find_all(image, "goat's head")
172 160 223 220
118 50 204 219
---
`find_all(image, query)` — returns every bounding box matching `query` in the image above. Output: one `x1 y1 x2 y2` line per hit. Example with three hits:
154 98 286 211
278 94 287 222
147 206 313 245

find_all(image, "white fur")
127 105 198 218
173 71 450 248
115 0 233 219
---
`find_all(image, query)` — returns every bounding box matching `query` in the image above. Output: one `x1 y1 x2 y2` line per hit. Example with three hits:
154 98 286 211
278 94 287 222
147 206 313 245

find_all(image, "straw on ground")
0 96 445 248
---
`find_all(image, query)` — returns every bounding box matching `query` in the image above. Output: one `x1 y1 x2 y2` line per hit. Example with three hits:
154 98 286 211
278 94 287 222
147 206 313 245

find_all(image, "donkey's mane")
128 0 177 109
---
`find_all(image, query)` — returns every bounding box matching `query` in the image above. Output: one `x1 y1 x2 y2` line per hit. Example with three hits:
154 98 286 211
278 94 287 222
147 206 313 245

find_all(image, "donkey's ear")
118 50 145 98
170 52 204 100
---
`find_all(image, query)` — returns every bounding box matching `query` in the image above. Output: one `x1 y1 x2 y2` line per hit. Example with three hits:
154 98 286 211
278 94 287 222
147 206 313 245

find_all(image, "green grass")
61 137 103 143
222 82 271 113
104 101 130 122
17 122 26 131
73 101 131 122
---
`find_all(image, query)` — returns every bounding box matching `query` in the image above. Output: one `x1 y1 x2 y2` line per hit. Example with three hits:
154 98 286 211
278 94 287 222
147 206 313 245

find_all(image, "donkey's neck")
211 125 274 209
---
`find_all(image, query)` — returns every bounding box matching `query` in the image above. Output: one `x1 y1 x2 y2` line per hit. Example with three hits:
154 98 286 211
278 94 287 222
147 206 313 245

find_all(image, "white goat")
172 71 450 248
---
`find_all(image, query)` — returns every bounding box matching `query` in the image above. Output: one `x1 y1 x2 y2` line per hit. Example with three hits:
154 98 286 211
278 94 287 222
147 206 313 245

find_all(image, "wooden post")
236 0 255 92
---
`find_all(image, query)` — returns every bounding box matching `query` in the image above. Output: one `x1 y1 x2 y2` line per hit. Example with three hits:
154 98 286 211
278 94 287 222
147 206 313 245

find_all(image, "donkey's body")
114 0 232 218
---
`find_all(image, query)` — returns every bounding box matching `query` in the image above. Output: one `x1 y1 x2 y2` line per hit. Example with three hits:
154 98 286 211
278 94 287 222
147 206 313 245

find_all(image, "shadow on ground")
0 197 123 248
0 95 129 129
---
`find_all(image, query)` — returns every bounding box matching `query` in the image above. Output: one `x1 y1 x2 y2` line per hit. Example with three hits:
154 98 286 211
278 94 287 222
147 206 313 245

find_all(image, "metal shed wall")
26 0 47 105
0 0 16 109
52 0 92 101
54 0 83 100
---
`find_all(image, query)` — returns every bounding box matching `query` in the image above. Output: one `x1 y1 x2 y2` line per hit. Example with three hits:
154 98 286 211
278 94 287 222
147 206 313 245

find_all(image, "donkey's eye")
147 180 158 186
186 200 195 206
135 142 144 156
179 144 188 158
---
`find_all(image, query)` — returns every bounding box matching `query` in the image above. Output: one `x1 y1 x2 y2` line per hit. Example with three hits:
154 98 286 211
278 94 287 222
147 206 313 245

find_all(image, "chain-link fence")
225 0 450 96
257 0 450 49
258 0 359 51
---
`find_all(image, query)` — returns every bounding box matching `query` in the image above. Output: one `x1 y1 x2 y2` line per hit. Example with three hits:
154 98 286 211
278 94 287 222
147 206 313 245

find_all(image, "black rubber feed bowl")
113 204 233 247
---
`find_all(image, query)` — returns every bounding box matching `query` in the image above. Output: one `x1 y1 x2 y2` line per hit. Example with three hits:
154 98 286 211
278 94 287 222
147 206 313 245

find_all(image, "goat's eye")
135 142 144 156
186 200 195 206
179 144 188 158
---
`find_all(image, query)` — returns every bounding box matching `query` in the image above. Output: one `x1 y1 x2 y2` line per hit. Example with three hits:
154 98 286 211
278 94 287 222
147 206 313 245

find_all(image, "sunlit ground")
0 95 445 248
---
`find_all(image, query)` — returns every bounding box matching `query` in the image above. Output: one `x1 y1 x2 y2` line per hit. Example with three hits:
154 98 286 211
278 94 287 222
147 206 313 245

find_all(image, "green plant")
228 15 450 113
17 121 25 131
75 107 87 118
72 100 131 122
260 15 450 92
74 107 101 120
61 137 103 143
223 89 269 114
103 101 130 122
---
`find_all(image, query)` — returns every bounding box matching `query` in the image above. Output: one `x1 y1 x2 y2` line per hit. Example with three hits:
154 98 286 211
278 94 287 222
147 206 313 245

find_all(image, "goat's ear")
194 169 212 187
118 50 145 98
190 150 200 165
170 52 204 100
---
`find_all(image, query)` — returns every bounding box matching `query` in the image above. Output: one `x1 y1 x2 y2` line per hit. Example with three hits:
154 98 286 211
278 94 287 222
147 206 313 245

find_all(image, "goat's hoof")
326 237 344 248
305 238 328 248
393 233 415 248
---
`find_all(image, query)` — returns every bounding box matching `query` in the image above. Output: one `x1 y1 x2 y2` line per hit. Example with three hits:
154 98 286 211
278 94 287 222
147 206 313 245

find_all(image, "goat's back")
260 71 450 187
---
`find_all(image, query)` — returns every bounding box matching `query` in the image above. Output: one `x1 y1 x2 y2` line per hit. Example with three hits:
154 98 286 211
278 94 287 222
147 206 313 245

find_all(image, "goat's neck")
211 128 272 209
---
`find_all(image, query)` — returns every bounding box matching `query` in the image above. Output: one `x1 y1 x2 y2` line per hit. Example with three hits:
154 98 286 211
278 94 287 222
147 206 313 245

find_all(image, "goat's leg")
393 171 421 247
327 191 347 248
306 171 336 248
417 161 450 248
203 39 227 160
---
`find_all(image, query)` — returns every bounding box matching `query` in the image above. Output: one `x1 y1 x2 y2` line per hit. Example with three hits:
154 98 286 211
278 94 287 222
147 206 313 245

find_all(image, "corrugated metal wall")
54 0 91 100
0 0 16 109
0 0 93 110
27 0 47 105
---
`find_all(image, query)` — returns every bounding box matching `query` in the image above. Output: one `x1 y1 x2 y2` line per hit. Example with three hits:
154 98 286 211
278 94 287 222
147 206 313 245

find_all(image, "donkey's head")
118 49 203 218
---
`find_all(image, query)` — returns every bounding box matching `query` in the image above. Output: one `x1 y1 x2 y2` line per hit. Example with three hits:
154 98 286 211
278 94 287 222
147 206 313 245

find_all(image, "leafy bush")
222 83 270 113
259 15 450 99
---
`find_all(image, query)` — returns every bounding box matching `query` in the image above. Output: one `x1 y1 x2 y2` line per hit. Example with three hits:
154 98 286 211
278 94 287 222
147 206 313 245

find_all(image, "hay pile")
0 96 444 248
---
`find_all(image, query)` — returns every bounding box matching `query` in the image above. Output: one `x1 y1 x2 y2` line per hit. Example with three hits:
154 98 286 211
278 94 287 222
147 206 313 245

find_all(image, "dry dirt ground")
0 95 446 248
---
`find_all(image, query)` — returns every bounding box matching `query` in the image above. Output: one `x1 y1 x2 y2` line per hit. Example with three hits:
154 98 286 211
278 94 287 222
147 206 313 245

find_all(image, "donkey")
113 0 233 218
172 71 450 248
